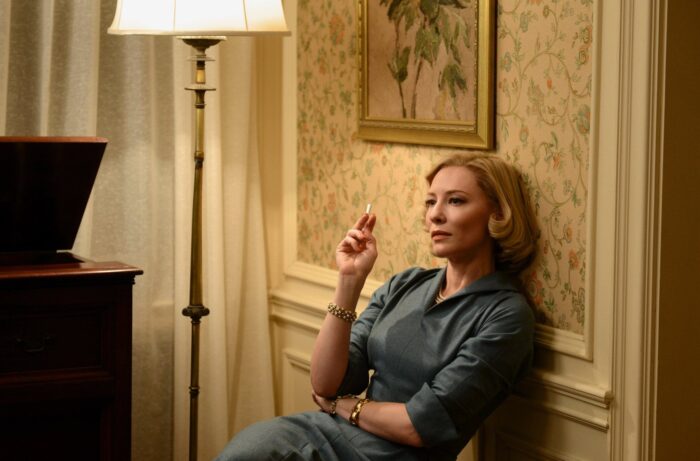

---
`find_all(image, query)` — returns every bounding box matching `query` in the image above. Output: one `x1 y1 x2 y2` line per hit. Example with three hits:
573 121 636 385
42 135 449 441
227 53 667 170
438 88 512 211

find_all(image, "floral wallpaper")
296 0 593 334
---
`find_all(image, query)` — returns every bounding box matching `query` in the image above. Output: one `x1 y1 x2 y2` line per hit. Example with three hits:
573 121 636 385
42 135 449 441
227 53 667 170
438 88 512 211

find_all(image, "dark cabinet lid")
0 137 107 253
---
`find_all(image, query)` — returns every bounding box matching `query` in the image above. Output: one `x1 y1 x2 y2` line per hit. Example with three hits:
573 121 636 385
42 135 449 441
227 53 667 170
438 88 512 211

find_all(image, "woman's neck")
442 256 496 297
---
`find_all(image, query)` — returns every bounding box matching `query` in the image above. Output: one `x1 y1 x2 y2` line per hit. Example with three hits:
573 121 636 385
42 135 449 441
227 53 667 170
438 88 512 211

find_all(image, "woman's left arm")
312 393 424 447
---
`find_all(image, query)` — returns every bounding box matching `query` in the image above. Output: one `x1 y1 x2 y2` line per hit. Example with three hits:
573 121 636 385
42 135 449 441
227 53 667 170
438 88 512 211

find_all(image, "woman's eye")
448 197 465 205
424 199 436 207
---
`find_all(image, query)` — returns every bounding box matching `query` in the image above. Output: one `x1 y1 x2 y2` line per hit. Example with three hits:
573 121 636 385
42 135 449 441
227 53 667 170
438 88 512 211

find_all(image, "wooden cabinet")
0 254 141 461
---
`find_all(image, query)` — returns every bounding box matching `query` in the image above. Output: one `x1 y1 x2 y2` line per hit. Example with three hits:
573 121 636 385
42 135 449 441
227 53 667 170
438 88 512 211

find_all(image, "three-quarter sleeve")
405 300 534 447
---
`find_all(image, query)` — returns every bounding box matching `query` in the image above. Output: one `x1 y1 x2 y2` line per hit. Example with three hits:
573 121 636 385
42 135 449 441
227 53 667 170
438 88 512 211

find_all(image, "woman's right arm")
310 212 377 397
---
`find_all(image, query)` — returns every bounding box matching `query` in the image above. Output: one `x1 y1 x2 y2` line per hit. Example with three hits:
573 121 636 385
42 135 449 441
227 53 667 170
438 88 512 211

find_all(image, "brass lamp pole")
179 37 221 461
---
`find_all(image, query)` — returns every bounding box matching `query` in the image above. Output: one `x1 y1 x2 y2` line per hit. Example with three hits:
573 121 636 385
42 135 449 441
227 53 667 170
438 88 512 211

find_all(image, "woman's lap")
213 411 424 461
214 412 355 461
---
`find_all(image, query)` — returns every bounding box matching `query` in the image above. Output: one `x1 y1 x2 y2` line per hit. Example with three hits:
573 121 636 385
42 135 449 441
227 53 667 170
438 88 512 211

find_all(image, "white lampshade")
108 0 290 36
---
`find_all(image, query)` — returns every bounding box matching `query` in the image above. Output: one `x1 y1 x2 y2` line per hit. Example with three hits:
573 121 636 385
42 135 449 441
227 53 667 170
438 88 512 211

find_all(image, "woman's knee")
214 417 302 461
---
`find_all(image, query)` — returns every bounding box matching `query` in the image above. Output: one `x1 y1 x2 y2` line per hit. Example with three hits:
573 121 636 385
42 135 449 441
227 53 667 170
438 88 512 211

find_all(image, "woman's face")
424 166 497 263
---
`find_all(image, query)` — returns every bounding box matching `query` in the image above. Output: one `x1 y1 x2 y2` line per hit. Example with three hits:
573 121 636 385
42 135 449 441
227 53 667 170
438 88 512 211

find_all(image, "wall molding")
515 369 611 433
540 400 608 432
283 260 383 300
270 310 321 334
607 0 665 460
282 348 311 373
270 296 323 334
495 431 585 461
270 288 326 321
512 393 609 433
535 325 589 359
639 1 664 459
279 347 314 415
525 369 612 409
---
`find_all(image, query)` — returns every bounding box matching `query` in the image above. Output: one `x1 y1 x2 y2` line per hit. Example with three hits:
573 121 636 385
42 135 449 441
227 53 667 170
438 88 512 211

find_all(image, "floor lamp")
107 2 289 460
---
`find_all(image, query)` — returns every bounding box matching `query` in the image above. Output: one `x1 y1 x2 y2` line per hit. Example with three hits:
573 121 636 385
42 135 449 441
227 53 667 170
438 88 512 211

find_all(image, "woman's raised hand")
335 213 377 279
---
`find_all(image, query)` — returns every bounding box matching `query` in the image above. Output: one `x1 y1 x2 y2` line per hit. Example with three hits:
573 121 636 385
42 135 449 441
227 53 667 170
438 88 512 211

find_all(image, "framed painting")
357 0 495 149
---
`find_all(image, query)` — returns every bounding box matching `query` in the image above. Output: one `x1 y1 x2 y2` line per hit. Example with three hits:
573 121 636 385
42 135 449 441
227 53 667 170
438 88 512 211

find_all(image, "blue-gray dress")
215 268 534 461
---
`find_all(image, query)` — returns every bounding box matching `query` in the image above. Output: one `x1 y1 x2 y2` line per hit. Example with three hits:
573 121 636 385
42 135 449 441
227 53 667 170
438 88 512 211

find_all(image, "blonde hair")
426 153 540 275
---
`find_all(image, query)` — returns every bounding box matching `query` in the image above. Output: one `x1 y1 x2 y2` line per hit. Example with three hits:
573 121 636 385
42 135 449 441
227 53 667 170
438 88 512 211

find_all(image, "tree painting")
371 0 477 121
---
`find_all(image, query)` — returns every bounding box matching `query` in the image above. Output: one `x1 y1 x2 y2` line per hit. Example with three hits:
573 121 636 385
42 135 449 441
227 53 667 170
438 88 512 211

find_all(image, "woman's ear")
492 207 504 221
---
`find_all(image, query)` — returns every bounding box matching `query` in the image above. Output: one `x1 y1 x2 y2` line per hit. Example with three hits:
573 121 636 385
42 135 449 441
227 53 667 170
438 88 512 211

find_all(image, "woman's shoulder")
386 266 442 287
456 272 534 322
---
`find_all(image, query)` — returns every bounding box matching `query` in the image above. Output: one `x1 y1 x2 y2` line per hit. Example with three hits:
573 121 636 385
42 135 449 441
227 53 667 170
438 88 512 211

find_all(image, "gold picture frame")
357 0 495 149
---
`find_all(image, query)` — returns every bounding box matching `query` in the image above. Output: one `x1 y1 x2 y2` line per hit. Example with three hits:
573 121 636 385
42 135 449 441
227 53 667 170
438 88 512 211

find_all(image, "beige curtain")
0 0 276 459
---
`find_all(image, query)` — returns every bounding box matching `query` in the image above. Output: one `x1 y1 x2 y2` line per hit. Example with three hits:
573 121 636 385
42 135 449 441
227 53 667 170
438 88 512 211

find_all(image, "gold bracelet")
329 394 355 415
327 302 357 323
349 398 370 426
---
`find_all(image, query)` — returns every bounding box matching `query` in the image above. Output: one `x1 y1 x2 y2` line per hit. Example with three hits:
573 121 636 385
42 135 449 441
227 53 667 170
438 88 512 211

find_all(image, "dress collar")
427 267 520 308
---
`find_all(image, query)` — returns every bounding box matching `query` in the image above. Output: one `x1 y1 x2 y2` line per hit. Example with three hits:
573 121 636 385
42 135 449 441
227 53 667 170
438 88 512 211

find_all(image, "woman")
216 153 539 460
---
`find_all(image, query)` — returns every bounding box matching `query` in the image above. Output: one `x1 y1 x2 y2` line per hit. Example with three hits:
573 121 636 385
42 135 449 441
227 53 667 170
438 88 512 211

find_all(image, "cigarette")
365 203 372 214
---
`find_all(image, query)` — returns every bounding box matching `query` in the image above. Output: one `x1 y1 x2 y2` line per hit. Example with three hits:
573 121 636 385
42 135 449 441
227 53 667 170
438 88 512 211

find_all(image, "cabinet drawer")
0 304 108 376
